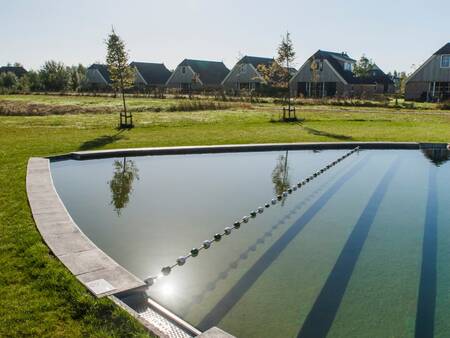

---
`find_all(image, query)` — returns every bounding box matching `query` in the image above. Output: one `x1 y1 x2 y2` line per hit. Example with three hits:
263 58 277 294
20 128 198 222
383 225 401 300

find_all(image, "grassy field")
0 94 449 337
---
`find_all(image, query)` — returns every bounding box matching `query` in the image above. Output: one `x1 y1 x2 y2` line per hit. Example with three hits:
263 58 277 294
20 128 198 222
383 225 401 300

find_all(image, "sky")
1 0 449 74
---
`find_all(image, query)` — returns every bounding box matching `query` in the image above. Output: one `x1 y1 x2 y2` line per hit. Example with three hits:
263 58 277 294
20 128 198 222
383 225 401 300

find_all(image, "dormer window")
344 62 353 71
441 55 450 68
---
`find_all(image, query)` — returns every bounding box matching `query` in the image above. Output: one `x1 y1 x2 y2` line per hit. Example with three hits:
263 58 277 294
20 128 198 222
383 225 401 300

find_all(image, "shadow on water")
178 167 343 318
297 157 401 338
78 130 126 151
415 166 438 338
197 156 369 331
421 148 450 166
108 157 139 216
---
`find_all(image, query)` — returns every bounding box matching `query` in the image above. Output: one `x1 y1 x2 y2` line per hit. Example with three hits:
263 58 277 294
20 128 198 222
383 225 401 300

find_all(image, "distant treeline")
0 61 87 93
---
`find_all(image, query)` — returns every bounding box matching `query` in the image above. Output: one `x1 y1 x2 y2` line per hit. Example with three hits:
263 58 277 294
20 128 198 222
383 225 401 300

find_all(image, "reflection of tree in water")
421 148 449 167
108 157 139 215
272 150 290 205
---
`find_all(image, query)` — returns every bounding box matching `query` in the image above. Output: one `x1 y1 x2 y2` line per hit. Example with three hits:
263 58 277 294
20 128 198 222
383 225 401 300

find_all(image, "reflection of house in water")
108 158 139 215
421 147 450 166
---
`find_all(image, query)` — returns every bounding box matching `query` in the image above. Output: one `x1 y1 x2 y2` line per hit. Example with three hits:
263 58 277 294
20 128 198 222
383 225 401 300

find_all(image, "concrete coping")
67 142 430 161
26 157 146 297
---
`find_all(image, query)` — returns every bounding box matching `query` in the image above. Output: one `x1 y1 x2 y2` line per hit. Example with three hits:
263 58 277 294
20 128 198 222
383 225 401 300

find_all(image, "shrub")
438 101 450 110
166 100 231 112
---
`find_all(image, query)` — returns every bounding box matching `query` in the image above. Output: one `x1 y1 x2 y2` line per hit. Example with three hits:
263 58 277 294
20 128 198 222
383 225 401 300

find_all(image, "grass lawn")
0 94 449 336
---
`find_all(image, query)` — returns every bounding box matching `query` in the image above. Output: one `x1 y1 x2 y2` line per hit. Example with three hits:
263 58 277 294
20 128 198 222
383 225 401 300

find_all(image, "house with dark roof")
86 64 111 88
130 62 172 88
289 50 394 98
405 42 450 101
166 59 229 91
0 66 28 78
222 56 274 91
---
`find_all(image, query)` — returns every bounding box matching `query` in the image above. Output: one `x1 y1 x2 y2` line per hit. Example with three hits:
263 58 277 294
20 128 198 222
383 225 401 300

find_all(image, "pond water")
51 148 450 338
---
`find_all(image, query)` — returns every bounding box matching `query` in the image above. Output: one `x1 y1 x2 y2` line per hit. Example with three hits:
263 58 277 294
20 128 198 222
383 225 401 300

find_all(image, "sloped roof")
87 64 111 83
316 50 356 62
0 66 27 77
179 59 229 85
311 50 392 85
237 56 274 69
130 62 172 85
434 42 450 55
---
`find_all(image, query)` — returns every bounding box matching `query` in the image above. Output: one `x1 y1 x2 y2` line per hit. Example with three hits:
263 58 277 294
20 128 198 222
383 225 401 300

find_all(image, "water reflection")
108 157 139 215
421 148 450 166
177 170 339 317
272 151 290 206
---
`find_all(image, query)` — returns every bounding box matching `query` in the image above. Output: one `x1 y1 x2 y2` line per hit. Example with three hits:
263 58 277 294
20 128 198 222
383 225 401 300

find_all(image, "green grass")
0 94 449 336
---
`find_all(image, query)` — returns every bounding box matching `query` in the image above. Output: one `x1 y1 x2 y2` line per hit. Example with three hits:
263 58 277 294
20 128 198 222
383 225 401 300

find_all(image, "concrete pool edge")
26 157 213 337
66 142 424 160
26 157 147 297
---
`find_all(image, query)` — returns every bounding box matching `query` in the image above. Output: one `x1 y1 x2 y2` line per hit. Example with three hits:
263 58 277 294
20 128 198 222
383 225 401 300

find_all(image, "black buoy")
161 266 171 276
177 256 186 266
191 248 199 257
234 221 241 228
214 233 222 241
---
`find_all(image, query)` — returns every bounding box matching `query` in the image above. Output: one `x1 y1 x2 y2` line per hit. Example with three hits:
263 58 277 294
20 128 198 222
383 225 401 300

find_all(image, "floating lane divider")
144 146 360 286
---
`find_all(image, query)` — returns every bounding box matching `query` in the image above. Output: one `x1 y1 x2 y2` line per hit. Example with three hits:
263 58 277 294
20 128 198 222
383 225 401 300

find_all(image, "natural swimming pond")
51 148 450 338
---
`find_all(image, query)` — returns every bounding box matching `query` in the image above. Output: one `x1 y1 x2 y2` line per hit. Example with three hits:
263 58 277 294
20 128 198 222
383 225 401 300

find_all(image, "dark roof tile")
87 64 111 83
0 66 27 77
237 56 274 68
179 59 229 85
434 42 450 55
130 62 172 85
311 50 392 85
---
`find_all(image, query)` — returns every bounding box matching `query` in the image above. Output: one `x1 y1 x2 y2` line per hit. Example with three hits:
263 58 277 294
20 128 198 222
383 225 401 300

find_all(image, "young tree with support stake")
277 32 296 120
106 29 134 128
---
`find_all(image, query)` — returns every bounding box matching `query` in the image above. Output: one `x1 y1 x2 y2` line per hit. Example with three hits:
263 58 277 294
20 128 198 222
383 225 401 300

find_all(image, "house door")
297 82 307 97
325 82 337 97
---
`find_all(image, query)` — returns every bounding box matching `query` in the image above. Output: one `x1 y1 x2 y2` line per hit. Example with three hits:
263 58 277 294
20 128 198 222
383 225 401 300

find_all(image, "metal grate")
135 303 194 338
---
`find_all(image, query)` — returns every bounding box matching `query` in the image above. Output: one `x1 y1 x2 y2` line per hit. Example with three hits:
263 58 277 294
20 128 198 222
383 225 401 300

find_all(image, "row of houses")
86 52 395 97
2 42 449 101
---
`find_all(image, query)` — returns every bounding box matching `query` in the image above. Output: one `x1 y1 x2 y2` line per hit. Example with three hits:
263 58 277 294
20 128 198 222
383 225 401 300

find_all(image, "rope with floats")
144 146 360 286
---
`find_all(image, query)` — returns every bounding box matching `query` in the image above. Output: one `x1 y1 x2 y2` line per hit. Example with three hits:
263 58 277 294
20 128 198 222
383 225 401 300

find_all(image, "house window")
441 55 450 68
182 66 186 74
344 62 353 71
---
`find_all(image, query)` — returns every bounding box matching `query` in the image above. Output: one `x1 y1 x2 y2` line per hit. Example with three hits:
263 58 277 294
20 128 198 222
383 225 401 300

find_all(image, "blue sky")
1 0 449 73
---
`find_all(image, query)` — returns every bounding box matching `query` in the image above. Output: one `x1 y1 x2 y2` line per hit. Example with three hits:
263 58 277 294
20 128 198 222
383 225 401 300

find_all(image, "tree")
272 151 290 206
257 61 287 88
353 55 375 77
108 158 139 216
398 72 408 95
39 60 70 91
106 28 135 128
278 32 296 119
0 72 18 90
68 64 87 92
26 70 43 91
